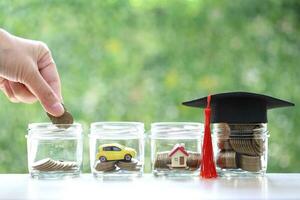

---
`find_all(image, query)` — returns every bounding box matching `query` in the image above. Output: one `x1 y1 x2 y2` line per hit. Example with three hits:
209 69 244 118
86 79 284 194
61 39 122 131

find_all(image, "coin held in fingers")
47 104 73 128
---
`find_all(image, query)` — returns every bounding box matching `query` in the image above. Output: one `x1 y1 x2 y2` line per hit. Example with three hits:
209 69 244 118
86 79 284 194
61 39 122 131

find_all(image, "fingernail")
50 102 64 117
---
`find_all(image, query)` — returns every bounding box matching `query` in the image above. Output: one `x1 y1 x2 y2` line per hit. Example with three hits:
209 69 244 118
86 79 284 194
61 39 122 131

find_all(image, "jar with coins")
150 122 203 176
26 123 83 179
182 92 294 177
214 123 269 176
89 122 144 178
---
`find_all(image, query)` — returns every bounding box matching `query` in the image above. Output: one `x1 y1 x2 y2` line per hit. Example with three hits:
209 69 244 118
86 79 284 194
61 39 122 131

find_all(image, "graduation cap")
182 92 295 124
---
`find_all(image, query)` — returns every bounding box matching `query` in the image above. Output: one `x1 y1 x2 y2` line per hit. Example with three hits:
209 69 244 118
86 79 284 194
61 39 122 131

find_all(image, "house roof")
168 144 189 157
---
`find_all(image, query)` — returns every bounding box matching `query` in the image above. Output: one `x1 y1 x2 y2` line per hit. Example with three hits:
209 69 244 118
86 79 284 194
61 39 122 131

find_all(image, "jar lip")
151 122 203 128
150 122 203 139
213 123 267 130
27 123 82 139
90 121 145 138
91 121 144 129
28 122 82 130
213 123 268 137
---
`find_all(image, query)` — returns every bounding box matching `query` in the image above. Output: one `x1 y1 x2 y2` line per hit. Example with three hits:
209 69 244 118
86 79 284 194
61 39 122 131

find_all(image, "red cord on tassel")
200 95 218 178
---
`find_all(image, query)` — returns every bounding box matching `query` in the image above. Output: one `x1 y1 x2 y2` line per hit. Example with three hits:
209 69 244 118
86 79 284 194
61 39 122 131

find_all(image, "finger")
8 81 37 104
24 69 64 117
37 42 62 101
0 78 19 103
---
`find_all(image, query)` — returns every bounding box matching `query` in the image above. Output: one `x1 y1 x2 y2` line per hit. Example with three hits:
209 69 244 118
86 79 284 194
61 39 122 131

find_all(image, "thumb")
25 70 64 117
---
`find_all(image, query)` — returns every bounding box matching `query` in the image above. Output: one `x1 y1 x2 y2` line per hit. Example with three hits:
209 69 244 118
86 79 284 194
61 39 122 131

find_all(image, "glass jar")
89 122 144 178
26 123 83 179
213 123 269 177
150 122 203 177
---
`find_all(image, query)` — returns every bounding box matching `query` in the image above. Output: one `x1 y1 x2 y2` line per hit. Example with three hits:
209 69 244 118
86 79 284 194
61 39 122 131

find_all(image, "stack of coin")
214 123 266 172
215 123 233 150
215 123 231 136
229 124 265 156
240 154 262 172
252 129 265 155
47 104 74 128
94 161 117 172
229 138 259 156
117 159 141 171
186 152 201 170
217 151 238 169
32 158 78 171
217 139 233 150
154 151 171 169
229 124 264 132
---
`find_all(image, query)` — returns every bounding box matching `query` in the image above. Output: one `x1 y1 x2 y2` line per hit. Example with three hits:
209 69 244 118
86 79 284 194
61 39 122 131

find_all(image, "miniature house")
168 144 189 168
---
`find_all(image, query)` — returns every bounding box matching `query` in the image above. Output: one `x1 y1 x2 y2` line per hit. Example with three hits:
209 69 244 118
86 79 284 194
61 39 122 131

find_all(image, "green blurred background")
0 0 299 173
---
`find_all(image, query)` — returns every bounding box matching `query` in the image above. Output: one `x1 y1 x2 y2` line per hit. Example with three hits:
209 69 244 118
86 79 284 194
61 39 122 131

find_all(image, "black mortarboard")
182 92 294 124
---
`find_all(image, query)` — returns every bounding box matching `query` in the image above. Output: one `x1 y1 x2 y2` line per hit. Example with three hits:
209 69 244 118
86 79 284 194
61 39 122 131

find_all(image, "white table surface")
0 174 299 200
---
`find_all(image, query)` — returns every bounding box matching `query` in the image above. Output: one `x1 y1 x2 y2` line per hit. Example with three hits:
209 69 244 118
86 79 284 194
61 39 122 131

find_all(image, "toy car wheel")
124 154 132 161
99 156 107 162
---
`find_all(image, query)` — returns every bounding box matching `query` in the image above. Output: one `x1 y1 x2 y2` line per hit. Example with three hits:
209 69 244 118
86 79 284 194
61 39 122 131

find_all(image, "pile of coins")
94 161 117 171
32 158 78 172
117 159 142 171
239 154 262 172
94 159 142 172
217 151 237 169
186 152 201 170
215 123 266 172
154 151 171 169
154 151 201 170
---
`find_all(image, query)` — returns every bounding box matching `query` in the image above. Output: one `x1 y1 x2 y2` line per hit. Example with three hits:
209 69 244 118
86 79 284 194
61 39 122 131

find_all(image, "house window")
174 157 178 161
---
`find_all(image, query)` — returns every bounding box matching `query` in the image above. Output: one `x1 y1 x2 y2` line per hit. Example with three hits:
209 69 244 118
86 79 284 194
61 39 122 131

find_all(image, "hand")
0 29 64 117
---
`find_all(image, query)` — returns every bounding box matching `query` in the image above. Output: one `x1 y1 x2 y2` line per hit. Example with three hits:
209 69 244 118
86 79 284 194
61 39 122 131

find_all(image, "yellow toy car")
96 143 137 162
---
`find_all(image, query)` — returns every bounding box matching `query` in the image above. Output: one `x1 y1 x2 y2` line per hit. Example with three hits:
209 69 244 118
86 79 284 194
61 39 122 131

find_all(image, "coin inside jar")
32 158 78 171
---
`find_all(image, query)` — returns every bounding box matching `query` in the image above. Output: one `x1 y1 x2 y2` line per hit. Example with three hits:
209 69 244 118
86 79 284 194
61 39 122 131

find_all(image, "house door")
179 156 184 165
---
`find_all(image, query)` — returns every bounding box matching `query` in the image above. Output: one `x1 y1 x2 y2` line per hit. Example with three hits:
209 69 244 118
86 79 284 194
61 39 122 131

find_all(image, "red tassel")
200 95 218 178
